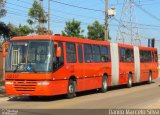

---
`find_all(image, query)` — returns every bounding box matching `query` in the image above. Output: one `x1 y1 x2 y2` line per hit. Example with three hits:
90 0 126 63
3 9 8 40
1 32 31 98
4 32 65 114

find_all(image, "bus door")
119 47 134 84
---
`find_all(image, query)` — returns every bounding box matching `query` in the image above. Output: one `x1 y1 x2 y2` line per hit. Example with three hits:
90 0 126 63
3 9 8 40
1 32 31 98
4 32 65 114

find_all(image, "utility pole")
48 0 51 34
104 0 109 41
40 0 44 35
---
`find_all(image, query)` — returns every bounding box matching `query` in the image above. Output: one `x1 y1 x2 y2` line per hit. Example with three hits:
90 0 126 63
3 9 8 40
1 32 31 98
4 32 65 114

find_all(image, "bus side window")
84 44 92 63
130 49 134 62
154 51 158 62
78 44 83 63
140 50 144 62
148 51 152 62
66 42 76 63
120 48 126 62
92 45 101 62
125 49 134 62
100 46 110 62
120 48 134 62
140 50 152 62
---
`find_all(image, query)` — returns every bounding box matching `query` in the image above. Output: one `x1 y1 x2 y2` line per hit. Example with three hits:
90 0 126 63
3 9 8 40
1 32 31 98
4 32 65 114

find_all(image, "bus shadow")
8 90 99 102
8 95 67 102
108 81 154 92
8 81 155 102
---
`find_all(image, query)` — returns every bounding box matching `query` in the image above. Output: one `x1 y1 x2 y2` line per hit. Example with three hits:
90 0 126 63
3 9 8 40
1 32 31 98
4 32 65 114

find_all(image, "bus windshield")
6 40 53 72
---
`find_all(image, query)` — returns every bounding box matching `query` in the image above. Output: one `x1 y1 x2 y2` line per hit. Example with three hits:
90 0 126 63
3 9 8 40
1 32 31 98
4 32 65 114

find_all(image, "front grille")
13 80 37 91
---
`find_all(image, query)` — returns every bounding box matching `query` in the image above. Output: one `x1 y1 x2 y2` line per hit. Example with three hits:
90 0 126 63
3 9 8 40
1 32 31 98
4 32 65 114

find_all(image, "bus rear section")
110 43 158 87
139 47 158 82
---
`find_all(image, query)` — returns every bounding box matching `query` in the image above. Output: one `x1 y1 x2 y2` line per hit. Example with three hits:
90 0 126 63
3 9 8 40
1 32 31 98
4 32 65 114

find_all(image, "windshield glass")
6 40 53 72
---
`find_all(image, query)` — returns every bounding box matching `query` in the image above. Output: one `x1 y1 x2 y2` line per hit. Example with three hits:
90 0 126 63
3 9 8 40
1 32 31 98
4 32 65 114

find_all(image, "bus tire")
29 96 39 100
148 72 152 84
67 79 76 99
127 74 132 88
100 75 108 93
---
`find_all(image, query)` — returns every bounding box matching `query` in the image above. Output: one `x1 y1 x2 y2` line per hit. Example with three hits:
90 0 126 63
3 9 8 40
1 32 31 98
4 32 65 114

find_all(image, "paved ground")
0 78 160 115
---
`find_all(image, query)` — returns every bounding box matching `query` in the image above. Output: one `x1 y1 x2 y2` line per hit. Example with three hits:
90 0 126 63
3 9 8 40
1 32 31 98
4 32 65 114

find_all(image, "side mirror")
2 42 10 58
2 47 6 57
56 47 61 58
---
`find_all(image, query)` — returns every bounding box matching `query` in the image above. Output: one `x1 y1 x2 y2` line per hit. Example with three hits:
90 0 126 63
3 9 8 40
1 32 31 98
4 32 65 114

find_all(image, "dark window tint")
92 45 101 62
66 43 76 63
120 48 134 62
140 50 152 62
120 48 125 62
84 44 92 63
78 44 83 63
100 46 110 62
154 51 158 62
152 51 158 62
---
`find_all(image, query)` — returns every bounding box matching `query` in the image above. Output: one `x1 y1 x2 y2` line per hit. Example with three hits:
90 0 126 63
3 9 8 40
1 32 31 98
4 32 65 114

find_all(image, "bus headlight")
37 81 50 86
5 81 13 85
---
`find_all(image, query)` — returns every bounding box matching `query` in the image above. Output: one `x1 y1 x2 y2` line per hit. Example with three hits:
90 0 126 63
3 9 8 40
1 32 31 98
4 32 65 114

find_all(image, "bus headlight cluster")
5 81 14 85
37 81 50 86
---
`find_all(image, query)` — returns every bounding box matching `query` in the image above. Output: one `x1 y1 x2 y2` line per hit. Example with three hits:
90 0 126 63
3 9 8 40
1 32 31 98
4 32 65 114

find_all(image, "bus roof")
10 35 157 50
11 35 110 45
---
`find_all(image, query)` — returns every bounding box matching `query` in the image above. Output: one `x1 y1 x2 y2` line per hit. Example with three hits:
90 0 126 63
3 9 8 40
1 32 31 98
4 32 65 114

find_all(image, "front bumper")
5 80 68 96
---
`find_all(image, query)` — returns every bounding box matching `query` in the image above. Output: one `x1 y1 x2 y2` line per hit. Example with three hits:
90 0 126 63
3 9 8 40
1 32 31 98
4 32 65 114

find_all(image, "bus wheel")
127 74 132 88
148 72 152 84
100 75 108 93
67 79 76 99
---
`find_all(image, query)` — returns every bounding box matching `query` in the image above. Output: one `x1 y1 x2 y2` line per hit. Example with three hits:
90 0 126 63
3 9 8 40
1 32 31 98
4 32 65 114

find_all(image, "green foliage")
27 0 47 34
0 0 6 18
8 24 32 37
62 19 84 38
0 22 32 42
17 25 33 36
0 22 10 41
7 23 18 37
87 20 105 40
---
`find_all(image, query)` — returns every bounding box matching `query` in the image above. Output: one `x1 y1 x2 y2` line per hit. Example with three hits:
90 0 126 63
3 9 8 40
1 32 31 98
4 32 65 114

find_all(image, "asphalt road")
0 78 160 115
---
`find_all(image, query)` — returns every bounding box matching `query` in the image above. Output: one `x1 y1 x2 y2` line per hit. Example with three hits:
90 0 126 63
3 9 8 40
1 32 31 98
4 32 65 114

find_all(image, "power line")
133 1 160 23
13 0 104 21
6 5 160 30
51 0 104 13
113 17 160 41
6 2 94 25
6 9 91 26
5 11 160 42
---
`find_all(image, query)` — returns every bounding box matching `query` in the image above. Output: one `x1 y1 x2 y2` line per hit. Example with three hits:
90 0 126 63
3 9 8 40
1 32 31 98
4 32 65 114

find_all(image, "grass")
0 81 5 95
0 80 4 86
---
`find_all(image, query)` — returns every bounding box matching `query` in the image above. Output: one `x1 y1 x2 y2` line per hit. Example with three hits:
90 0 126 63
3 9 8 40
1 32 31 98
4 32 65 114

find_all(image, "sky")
1 0 160 52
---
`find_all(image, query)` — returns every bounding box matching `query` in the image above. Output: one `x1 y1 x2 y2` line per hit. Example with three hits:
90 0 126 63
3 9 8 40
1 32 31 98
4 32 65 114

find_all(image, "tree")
62 19 84 38
0 23 32 42
0 0 6 18
7 24 32 37
17 25 33 36
87 20 105 40
27 0 47 34
0 22 10 42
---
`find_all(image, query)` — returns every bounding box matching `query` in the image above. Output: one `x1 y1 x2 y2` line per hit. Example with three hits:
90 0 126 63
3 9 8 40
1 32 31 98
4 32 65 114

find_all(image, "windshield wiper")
13 63 22 73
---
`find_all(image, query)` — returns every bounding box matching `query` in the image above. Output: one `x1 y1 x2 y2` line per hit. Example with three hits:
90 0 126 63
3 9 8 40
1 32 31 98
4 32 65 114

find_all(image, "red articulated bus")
2 35 158 98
